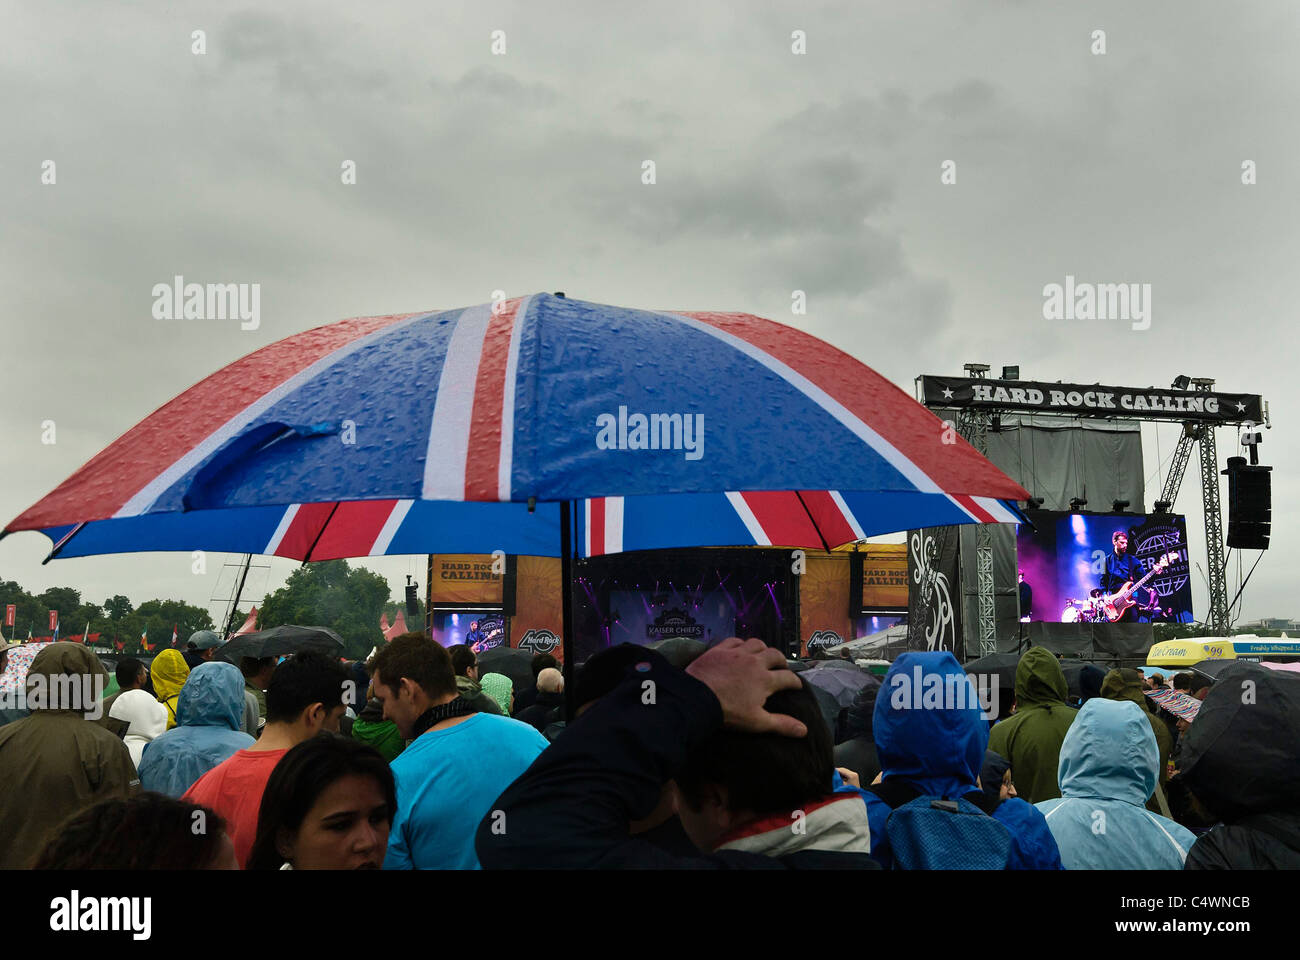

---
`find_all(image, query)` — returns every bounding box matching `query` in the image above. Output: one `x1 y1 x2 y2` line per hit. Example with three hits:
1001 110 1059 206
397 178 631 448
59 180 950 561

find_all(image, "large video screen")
607 588 737 648
1016 511 1194 625
430 610 507 653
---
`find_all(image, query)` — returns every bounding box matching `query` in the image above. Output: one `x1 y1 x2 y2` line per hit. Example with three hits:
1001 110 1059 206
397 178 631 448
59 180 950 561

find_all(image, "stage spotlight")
1112 499 1130 512
1154 500 1172 513
1025 497 1045 509
963 362 990 376
1002 366 1019 380
1171 375 1191 391
1069 497 1088 512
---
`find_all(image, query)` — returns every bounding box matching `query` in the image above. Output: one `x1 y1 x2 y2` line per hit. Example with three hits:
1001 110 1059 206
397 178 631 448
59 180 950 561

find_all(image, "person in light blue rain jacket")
1035 698 1196 869
138 661 254 798
862 651 1062 870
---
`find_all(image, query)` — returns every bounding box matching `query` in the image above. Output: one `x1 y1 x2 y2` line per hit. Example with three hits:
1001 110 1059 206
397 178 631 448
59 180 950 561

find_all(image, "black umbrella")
648 637 707 669
962 652 1021 690
477 645 535 692
215 625 345 663
1189 659 1238 682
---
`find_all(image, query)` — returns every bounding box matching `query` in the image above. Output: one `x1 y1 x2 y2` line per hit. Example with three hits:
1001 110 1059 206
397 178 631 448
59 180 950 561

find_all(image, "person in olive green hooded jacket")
1100 667 1172 814
987 648 1078 804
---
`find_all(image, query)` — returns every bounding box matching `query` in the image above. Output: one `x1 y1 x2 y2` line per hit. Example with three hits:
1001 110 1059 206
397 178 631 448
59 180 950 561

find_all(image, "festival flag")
4 604 14 628
171 623 178 645
82 621 91 645
114 638 126 652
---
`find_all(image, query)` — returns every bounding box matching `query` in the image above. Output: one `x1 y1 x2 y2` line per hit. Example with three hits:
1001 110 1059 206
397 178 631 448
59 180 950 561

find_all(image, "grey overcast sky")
1 1 1295 629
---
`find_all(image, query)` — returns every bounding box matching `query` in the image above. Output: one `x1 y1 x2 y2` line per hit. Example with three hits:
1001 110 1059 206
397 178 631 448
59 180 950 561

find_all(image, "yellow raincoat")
150 649 190 729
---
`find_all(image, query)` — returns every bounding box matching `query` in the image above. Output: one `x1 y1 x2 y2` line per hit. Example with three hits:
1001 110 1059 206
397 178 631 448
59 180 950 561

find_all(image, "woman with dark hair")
247 734 396 870
32 793 238 869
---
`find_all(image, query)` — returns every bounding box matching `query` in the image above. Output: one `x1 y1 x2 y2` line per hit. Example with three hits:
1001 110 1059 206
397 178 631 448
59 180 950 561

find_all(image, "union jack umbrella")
7 293 1025 547
3 293 1028 669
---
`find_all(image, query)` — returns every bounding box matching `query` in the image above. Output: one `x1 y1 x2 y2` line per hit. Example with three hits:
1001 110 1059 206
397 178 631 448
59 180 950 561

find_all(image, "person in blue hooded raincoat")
1035 698 1195 869
138 661 254 798
863 651 1062 870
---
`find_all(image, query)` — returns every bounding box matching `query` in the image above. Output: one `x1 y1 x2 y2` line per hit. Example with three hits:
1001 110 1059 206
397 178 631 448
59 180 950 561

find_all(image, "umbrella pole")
560 499 576 721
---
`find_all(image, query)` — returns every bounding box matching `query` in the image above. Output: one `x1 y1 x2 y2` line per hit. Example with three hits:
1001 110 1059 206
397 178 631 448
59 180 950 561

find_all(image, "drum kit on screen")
1061 591 1107 623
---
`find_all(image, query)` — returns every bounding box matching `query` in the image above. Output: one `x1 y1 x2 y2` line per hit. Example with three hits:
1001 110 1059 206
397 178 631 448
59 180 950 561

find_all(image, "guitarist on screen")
1100 530 1174 623
1100 531 1150 622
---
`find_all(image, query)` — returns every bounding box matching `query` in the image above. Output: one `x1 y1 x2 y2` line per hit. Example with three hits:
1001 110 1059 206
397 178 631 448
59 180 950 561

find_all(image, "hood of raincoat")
1100 668 1152 711
478 672 513 713
874 651 985 798
175 661 245 730
1176 662 1300 822
23 642 107 715
841 679 880 741
109 688 168 742
1015 648 1069 709
980 750 1011 806
1057 698 1156 807
150 649 190 703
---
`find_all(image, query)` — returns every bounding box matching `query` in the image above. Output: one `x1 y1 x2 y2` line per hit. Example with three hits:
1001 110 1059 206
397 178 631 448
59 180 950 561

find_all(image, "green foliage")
259 559 394 660
0 581 211 652
382 595 427 634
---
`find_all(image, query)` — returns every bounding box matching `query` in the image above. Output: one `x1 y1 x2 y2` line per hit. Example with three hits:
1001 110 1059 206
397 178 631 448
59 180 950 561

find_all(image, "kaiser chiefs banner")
429 554 504 605
921 376 1262 424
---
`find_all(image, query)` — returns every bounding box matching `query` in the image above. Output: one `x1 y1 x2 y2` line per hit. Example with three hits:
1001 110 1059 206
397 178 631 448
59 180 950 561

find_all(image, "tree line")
2 559 425 661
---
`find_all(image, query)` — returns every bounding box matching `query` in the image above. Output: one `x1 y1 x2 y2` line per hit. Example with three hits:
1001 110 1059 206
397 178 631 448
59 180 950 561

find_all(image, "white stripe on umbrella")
604 496 624 554
584 498 593 557
498 294 532 501
972 496 1020 524
726 492 771 545
945 496 985 524
263 503 301 555
664 313 942 495
829 490 867 541
422 304 493 500
369 500 414 555
116 311 437 518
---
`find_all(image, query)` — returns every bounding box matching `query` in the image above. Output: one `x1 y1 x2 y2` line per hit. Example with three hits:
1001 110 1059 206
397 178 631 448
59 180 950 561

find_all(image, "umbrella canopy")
8 293 1026 545
647 636 707 668
1189 658 1239 682
801 660 874 709
962 651 1021 690
215 625 345 662
0 642 52 696
476 646 535 692
27 488 1023 562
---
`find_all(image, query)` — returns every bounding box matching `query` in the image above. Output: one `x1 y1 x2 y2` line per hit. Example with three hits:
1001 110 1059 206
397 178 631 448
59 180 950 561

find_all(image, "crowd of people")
0 630 1296 870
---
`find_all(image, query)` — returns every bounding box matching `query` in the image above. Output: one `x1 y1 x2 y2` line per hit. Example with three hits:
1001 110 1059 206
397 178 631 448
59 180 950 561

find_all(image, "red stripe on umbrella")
9 313 419 529
465 299 524 501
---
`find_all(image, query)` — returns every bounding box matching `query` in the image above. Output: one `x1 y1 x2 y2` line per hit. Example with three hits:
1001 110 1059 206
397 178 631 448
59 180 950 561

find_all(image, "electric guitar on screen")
1100 552 1179 622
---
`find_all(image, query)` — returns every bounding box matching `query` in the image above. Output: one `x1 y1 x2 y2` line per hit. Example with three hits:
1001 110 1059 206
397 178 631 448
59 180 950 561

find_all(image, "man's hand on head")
685 637 806 738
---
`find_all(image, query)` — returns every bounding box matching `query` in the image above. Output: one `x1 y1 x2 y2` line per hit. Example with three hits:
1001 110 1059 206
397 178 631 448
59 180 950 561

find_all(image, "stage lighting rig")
1171 375 1191 391
1112 500 1130 512
1069 497 1088 512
